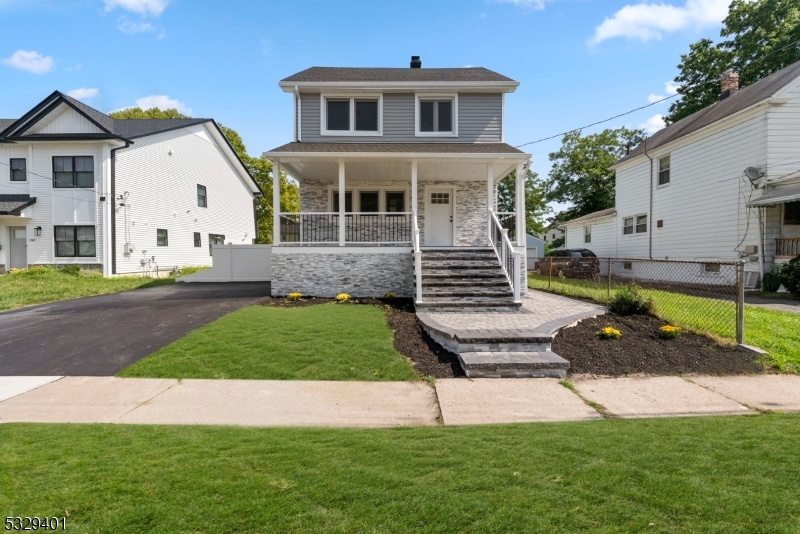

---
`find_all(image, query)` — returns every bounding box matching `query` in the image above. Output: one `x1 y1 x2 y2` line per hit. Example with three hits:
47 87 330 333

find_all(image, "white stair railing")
489 210 522 304
413 215 422 304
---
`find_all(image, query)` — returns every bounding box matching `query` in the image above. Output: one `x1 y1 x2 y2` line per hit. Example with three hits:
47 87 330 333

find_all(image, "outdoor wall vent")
410 56 421 68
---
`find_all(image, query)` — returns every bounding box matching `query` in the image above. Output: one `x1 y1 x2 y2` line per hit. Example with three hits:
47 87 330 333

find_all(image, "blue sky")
0 0 730 213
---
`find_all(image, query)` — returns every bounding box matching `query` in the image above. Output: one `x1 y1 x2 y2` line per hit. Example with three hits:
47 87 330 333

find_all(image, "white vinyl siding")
565 218 616 257
28 105 104 135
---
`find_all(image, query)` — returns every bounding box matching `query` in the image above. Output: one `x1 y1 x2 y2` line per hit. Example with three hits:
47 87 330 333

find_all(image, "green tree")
545 127 646 222
108 107 191 119
496 169 551 236
666 0 800 124
218 125 299 244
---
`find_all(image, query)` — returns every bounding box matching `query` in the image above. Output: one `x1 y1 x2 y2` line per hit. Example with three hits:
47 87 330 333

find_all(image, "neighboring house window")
322 96 381 135
543 235 547 242
10 158 26 181
53 156 93 188
194 232 201 247
197 184 207 208
584 226 591 244
636 215 648 234
332 191 353 212
784 201 800 225
386 191 405 213
157 229 168 246
360 191 379 213
416 95 457 136
704 263 721 273
658 155 671 186
54 226 95 257
209 233 225 256
623 261 632 270
623 217 634 235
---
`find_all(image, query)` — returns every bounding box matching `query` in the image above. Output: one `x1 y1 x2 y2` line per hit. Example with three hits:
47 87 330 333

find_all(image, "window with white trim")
321 95 381 135
584 226 591 244
415 95 457 136
623 215 648 235
623 217 634 235
658 155 671 186
636 215 648 234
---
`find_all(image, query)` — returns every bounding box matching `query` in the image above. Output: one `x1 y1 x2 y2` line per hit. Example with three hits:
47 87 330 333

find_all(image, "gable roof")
563 207 617 225
281 66 516 84
617 60 800 166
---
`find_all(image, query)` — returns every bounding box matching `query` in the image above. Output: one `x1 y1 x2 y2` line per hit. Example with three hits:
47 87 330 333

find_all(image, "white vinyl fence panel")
178 244 271 282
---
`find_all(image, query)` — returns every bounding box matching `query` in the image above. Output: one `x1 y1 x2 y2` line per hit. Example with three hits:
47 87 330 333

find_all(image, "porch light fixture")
34 226 42 236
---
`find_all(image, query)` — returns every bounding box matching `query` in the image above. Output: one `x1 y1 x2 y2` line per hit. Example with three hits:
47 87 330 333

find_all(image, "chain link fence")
529 257 745 343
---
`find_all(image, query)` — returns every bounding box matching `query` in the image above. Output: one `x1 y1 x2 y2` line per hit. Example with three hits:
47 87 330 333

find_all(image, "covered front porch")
749 181 800 271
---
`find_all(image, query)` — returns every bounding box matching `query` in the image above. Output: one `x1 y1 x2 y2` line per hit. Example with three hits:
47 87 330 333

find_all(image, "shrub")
609 282 654 316
287 292 302 301
599 326 622 340
779 256 800 298
658 325 682 339
59 265 81 276
335 293 350 303
9 268 24 275
762 264 782 292
383 292 396 300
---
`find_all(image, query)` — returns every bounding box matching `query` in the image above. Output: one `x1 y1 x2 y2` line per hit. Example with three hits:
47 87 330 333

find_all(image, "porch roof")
265 142 527 156
0 194 36 215
748 184 800 207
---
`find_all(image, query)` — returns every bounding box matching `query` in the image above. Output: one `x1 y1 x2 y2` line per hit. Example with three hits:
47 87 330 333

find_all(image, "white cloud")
132 94 192 115
103 0 168 17
67 87 99 100
591 0 728 45
640 114 666 133
647 80 682 103
1 49 54 74
491 0 548 10
118 19 155 33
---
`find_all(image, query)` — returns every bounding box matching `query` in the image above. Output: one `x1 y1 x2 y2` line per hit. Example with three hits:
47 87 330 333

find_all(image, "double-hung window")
322 96 381 135
584 226 591 244
55 226 95 257
416 95 456 136
623 217 634 235
53 156 93 188
157 229 168 246
623 215 648 235
636 215 648 234
194 232 202 247
10 159 26 181
658 155 671 186
197 184 207 208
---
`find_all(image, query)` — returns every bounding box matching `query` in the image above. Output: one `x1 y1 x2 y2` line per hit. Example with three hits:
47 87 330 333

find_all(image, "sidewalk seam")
116 379 182 421
682 377 766 414
558 379 614 419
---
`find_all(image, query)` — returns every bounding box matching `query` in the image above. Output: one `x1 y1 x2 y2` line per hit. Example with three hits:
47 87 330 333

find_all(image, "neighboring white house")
263 57 531 307
0 91 261 276
564 62 800 285
540 220 565 249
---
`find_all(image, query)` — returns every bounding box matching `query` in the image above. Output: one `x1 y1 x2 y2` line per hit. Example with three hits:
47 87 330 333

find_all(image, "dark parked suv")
538 249 600 278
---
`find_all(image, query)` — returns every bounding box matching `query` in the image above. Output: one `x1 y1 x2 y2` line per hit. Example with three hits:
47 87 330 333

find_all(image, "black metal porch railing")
279 213 413 244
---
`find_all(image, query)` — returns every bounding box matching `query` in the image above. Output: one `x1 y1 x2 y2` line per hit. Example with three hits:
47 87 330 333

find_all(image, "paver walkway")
2 374 798 427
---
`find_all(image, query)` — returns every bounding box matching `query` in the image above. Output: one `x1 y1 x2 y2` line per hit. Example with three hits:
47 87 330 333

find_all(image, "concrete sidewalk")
1 375 798 427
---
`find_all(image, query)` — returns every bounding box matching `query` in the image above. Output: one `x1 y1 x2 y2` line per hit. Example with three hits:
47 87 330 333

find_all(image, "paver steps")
415 248 518 310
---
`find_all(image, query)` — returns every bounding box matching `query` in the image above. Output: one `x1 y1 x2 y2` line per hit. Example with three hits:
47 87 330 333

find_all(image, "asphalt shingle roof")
112 118 211 139
565 207 617 224
281 67 515 83
0 194 36 215
265 142 526 155
619 60 800 165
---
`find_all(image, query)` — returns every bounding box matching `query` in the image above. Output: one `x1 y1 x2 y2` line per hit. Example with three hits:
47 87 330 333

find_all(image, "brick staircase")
415 248 519 310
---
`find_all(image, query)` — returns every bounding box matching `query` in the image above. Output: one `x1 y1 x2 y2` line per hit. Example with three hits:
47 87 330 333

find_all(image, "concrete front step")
423 279 510 287
423 289 513 298
415 300 522 312
421 260 502 268
458 351 569 378
421 270 507 278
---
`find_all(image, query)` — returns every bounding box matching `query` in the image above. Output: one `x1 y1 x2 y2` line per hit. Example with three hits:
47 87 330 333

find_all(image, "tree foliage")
545 127 646 223
496 169 551 236
108 107 191 119
666 0 800 124
217 125 299 244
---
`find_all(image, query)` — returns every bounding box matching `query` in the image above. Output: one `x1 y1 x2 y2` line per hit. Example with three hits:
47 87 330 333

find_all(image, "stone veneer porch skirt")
270 248 414 298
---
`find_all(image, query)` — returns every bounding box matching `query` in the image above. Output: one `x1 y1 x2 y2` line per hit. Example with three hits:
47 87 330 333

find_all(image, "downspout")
110 140 131 275
294 86 301 142
643 137 654 259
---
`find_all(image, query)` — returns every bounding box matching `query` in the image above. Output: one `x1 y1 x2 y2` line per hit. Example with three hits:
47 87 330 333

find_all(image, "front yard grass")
0 267 173 312
3 415 800 532
528 274 800 372
117 303 419 381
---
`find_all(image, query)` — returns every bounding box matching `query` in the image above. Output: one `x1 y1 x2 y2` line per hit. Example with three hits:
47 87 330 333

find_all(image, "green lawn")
118 303 419 381
528 274 800 372
0 267 174 311
3 416 800 533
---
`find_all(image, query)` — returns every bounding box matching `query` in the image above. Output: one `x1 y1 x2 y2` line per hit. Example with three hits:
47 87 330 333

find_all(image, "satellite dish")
744 167 762 182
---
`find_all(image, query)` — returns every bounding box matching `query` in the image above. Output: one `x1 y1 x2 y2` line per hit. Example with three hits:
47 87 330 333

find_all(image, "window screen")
386 192 405 213
658 155 671 186
360 191 379 213
327 99 350 131
10 158 26 181
332 191 353 212
355 100 378 131
157 229 168 246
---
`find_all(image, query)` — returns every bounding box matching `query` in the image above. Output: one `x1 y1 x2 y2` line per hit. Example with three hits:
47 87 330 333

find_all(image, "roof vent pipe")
410 56 421 68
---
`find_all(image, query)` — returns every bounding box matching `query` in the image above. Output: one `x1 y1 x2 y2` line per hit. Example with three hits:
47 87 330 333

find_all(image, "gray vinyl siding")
299 93 502 143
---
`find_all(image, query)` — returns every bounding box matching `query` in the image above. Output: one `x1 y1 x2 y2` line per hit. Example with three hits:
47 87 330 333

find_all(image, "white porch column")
411 160 418 218
273 160 281 246
338 160 346 246
516 161 526 247
487 162 494 245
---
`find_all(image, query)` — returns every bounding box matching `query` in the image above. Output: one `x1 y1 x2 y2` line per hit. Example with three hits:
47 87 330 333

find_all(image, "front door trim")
9 226 27 270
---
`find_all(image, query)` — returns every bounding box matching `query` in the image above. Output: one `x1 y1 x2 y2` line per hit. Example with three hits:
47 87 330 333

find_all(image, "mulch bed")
553 314 766 377
260 297 464 378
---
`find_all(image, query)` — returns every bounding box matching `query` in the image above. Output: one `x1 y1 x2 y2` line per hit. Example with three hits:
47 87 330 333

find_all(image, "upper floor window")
53 156 93 188
197 184 207 208
321 95 382 136
10 158 26 181
416 95 457 137
658 155 671 186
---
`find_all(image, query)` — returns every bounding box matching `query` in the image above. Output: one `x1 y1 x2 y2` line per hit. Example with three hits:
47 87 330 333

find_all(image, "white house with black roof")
563 61 800 286
264 56 531 307
0 91 261 275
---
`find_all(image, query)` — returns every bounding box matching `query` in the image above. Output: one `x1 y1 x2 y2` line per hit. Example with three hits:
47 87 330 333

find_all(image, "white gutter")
262 151 531 160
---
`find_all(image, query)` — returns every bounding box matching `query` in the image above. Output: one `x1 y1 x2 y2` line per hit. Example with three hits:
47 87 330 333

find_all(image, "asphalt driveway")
0 282 270 376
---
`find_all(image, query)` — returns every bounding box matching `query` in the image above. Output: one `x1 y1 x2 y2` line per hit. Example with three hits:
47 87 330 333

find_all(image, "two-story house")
263 57 531 307
0 91 261 276
563 61 800 286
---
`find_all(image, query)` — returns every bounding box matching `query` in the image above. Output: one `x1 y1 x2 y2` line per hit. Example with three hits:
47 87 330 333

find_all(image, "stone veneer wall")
271 250 413 298
299 180 490 246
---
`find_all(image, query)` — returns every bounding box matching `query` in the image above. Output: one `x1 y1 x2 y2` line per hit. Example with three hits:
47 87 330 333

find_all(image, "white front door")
426 190 453 246
9 227 27 270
